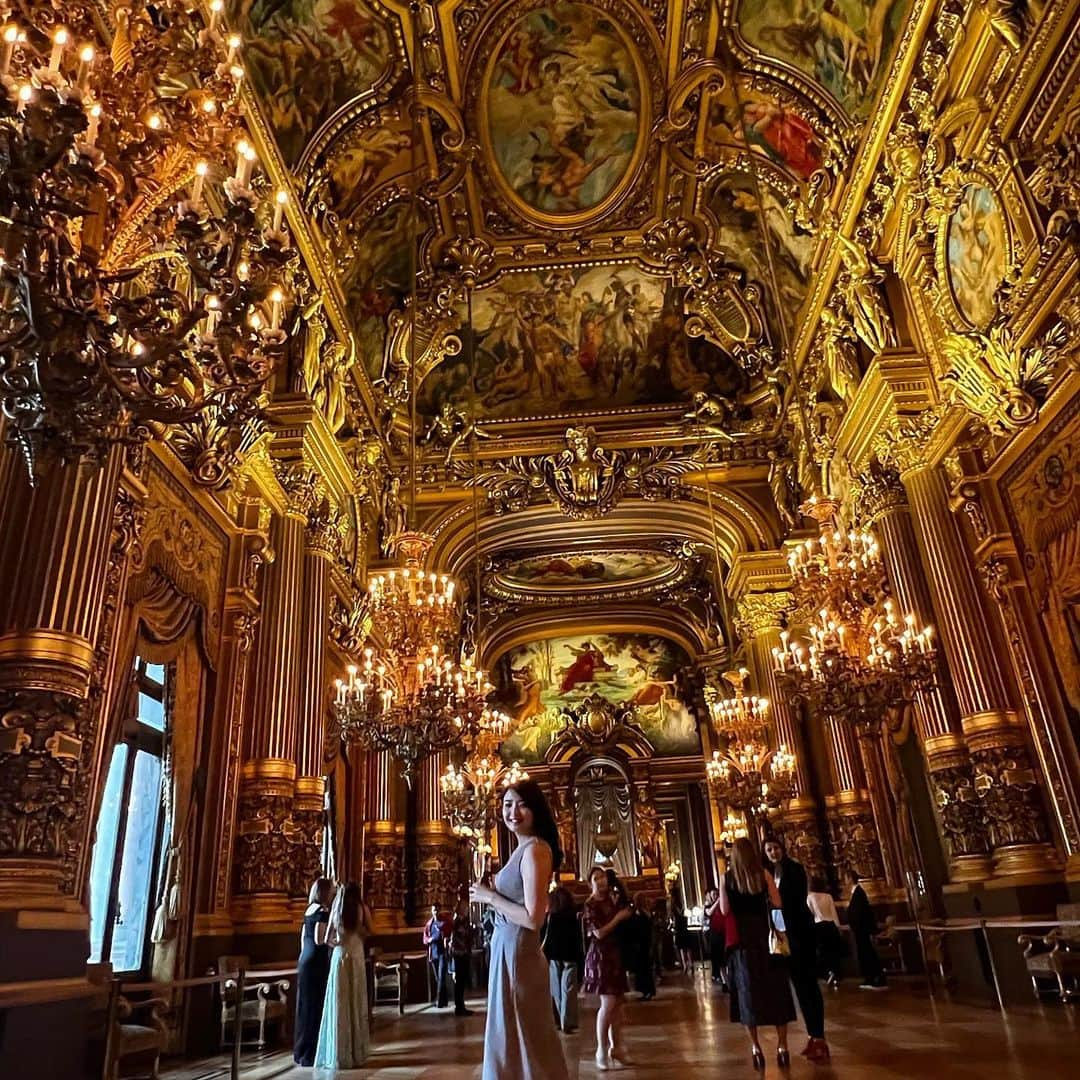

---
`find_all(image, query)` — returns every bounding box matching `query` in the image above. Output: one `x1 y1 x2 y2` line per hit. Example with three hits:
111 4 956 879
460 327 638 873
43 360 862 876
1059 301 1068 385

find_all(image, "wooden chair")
874 915 906 974
1019 903 1080 1003
110 995 170 1080
374 955 407 1015
217 955 290 1050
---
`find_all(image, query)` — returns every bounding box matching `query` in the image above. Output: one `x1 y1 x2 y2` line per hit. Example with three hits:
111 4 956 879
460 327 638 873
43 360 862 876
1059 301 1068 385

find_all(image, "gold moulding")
961 710 1025 752
294 775 326 799
948 853 995 883
992 842 1063 878
240 758 296 798
784 795 820 816
824 789 873 810
0 630 96 696
416 821 456 842
0 858 68 908
924 731 972 769
365 819 400 841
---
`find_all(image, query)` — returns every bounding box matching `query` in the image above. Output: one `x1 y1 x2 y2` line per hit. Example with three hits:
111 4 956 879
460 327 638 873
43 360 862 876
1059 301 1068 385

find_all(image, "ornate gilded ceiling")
231 0 916 685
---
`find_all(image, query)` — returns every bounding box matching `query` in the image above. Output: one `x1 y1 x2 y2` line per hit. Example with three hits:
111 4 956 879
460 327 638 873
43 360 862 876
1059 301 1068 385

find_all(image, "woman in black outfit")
719 838 795 1070
670 886 695 973
294 877 334 1066
628 894 656 1000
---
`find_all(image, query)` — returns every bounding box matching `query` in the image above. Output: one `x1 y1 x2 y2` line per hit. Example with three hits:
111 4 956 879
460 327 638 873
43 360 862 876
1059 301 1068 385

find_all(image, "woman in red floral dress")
583 865 632 1070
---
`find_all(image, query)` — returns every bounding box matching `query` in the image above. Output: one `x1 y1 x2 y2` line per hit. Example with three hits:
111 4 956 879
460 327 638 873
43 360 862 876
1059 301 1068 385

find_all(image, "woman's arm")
314 920 329 947
470 843 552 931
360 902 375 938
326 923 339 947
594 907 632 940
718 882 731 917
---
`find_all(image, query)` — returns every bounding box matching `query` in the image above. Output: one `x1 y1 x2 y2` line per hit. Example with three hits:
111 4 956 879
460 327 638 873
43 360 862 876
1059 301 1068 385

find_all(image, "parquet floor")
162 971 1080 1079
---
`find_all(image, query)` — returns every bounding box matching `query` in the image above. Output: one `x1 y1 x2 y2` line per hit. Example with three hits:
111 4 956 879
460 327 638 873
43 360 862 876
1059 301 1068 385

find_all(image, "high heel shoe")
595 1048 611 1071
778 1048 791 1068
610 1044 633 1068
751 1048 765 1071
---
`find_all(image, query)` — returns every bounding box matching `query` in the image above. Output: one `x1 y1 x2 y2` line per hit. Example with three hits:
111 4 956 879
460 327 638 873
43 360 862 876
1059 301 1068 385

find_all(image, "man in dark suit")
846 869 887 989
764 837 830 1063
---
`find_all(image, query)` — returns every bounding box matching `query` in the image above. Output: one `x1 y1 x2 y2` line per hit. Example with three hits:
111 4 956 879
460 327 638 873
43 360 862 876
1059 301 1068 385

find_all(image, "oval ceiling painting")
488 549 684 601
483 3 644 223
946 183 1008 329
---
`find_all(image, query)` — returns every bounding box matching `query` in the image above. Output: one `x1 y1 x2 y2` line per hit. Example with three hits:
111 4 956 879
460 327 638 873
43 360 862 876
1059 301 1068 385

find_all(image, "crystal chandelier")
719 810 749 845
774 498 936 731
0 3 295 472
333 643 493 786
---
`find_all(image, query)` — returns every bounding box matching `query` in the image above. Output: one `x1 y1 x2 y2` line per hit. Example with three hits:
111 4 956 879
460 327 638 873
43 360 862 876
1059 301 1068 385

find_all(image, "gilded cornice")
726 551 792 601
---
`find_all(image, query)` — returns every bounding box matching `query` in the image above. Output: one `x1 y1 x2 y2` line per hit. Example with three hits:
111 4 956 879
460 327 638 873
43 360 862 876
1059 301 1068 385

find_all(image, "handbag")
768 900 790 956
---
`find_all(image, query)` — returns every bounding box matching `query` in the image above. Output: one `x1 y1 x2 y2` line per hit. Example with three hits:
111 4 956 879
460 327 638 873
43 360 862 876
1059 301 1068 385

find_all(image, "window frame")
91 658 169 977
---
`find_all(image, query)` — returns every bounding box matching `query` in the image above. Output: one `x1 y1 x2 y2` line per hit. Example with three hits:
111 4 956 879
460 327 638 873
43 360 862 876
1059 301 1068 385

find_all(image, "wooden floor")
163 972 1080 1078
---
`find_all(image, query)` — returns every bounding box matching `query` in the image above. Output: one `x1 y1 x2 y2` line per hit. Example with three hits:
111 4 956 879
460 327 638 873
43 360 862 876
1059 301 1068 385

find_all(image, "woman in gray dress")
470 779 570 1080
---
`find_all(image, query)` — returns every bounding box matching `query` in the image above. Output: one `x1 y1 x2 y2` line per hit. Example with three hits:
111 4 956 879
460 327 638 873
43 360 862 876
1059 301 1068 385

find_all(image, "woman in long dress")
582 865 632 1070
294 878 334 1066
314 881 374 1072
719 837 795 1070
470 779 570 1080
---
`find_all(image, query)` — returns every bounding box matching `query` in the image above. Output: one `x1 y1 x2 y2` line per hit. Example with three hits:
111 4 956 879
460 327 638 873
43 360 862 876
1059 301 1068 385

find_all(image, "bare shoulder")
522 838 553 870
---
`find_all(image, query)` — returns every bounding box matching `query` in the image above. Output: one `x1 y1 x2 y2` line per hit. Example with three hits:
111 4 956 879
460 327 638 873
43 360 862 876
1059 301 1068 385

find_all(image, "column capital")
727 551 792 600
852 463 908 525
735 591 795 639
305 501 343 560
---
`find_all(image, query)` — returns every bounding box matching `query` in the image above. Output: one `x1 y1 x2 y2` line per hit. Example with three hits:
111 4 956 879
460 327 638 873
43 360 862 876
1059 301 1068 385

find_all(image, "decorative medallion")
486 547 689 602
469 0 660 230
945 183 1009 329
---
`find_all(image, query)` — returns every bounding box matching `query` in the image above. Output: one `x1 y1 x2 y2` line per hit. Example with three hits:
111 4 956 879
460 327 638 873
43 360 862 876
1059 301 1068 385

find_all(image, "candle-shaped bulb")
76 44 94 89
226 33 241 64
191 160 208 208
269 287 284 330
49 27 68 72
272 189 287 232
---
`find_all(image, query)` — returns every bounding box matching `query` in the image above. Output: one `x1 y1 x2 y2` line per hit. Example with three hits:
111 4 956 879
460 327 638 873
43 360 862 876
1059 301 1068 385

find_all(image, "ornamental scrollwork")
734 591 795 640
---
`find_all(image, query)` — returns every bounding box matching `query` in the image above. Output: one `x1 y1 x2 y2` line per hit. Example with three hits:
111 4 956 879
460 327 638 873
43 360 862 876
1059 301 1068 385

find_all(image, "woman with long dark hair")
314 881 375 1071
294 878 334 1066
470 779 570 1080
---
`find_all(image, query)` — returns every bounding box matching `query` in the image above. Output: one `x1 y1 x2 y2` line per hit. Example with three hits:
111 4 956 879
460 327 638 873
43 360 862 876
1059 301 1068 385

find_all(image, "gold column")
880 438 1059 876
291 505 337 902
823 716 888 900
234 474 314 923
735 591 825 883
860 467 992 880
364 749 404 931
0 449 128 910
415 750 459 916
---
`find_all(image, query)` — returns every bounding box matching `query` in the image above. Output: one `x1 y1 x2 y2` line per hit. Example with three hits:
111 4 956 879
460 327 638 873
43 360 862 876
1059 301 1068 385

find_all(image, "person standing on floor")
846 869 888 990
670 885 696 974
764 838 830 1063
583 865 633 1070
628 893 656 1000
704 887 728 989
719 837 796 1071
294 878 334 1067
424 904 453 1009
542 885 582 1033
807 876 845 988
451 896 475 1017
470 780 570 1080
314 881 374 1071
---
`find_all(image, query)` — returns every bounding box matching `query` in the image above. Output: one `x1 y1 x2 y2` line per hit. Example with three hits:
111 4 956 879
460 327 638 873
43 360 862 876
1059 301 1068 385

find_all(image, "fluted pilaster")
860 466 992 880
415 751 459 915
0 449 128 907
364 750 404 930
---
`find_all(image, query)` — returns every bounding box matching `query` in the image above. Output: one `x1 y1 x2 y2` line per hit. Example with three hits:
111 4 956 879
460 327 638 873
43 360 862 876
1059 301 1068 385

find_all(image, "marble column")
234 471 315 922
415 750 459 916
291 503 337 901
735 590 825 884
859 466 992 881
880 436 1059 877
364 749 404 931
0 448 128 910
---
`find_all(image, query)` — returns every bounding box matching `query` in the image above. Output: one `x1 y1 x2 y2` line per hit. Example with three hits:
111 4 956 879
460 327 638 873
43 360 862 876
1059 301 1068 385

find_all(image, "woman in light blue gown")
314 881 374 1072
471 779 570 1080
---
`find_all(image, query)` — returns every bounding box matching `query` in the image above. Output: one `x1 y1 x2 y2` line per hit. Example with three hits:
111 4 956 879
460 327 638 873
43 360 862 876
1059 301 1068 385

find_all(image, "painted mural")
706 172 813 318
236 0 390 165
335 200 415 380
498 634 701 762
705 86 824 181
735 0 908 118
501 550 677 587
485 4 642 216
946 183 1008 329
418 266 743 420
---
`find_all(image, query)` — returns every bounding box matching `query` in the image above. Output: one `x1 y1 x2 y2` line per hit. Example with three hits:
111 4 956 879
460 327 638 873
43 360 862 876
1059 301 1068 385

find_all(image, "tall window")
88 659 169 975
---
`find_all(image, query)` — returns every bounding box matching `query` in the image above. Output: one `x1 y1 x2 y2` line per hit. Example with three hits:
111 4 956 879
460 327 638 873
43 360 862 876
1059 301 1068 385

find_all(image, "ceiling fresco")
496 633 701 762
233 0 396 166
732 0 911 119
483 4 645 220
417 265 746 420
234 0 913 426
